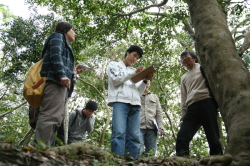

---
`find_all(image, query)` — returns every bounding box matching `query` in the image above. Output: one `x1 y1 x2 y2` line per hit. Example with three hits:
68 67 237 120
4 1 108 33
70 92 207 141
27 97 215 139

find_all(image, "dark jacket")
40 32 74 96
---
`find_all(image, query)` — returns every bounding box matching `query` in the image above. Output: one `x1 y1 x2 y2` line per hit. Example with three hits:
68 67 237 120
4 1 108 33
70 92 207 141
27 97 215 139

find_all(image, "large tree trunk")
186 0 250 165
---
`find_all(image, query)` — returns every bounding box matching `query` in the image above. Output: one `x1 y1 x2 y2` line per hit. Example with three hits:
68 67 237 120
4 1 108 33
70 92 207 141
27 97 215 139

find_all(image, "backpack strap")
200 66 218 109
70 109 79 127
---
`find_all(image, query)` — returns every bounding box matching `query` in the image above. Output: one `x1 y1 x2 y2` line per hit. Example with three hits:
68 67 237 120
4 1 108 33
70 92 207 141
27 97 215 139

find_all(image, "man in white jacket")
107 45 152 158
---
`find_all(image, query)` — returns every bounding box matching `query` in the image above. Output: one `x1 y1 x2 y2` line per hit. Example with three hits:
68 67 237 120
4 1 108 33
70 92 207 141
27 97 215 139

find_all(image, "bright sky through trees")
0 0 49 18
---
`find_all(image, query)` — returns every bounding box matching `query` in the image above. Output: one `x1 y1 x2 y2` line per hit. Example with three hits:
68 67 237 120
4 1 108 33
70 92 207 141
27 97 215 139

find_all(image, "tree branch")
172 27 187 47
144 12 167 17
231 16 250 38
115 0 168 16
78 78 105 100
238 31 250 57
77 15 120 39
0 84 11 100
79 0 168 41
18 128 35 146
97 65 111 148
183 18 195 40
98 81 111 148
0 101 27 118
77 75 111 148
156 72 177 141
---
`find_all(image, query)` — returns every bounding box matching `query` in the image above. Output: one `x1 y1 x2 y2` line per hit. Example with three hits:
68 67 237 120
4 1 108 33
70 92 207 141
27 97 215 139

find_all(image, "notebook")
130 65 156 83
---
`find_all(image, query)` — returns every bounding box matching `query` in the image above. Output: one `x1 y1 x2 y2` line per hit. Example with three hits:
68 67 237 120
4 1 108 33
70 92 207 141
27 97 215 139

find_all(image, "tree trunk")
186 0 250 165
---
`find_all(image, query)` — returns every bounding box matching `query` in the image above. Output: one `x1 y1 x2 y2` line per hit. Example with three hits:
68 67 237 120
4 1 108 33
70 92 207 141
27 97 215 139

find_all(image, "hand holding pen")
135 62 144 74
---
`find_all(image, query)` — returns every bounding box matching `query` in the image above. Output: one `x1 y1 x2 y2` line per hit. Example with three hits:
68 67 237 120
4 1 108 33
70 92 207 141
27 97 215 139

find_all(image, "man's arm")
85 115 95 133
155 95 164 129
154 95 164 135
68 110 77 127
180 78 187 120
49 33 67 79
107 62 136 87
136 72 153 95
49 33 71 88
135 81 147 95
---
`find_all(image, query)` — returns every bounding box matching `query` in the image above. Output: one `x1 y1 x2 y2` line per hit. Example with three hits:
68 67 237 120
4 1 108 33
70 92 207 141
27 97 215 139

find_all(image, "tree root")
0 142 234 166
199 154 232 166
46 142 111 158
164 154 232 166
164 156 199 165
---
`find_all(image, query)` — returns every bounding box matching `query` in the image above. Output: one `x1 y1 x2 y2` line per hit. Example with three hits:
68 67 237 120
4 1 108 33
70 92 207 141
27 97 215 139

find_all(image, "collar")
187 63 200 71
121 60 132 67
142 91 151 96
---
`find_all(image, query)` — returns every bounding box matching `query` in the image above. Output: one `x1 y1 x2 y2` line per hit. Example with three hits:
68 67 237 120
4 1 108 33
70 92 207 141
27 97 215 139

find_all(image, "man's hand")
180 116 184 121
60 77 70 88
159 128 165 136
144 72 153 81
135 66 144 74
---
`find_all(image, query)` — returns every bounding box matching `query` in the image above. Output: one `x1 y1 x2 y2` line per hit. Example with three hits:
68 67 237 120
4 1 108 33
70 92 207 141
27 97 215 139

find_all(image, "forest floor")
0 142 231 166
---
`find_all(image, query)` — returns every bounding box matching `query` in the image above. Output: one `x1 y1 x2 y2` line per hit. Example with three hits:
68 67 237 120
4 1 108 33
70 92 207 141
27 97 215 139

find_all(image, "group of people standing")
34 21 222 159
107 46 222 158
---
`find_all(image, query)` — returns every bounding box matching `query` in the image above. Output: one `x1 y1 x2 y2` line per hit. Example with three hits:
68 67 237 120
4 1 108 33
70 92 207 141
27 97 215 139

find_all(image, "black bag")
29 106 40 129
200 66 219 109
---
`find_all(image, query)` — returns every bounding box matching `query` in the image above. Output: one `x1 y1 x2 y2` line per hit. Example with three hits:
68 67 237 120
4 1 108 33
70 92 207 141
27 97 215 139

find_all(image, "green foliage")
0 108 30 144
35 139 48 151
242 52 250 69
0 10 58 145
0 12 56 85
0 4 15 23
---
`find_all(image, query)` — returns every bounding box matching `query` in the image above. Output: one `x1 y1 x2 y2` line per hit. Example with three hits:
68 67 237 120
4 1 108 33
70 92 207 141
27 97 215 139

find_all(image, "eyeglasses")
180 54 191 61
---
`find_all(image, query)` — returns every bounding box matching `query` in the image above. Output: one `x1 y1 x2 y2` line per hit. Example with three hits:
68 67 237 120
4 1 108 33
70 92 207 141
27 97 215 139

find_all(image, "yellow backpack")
23 34 53 107
23 59 46 107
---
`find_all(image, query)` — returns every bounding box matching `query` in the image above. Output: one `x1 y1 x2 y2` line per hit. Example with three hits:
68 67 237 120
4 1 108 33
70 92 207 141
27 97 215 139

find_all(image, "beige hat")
76 62 90 70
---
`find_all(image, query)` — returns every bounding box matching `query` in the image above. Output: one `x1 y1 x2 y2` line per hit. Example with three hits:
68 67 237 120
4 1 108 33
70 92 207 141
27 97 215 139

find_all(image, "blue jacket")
40 33 74 96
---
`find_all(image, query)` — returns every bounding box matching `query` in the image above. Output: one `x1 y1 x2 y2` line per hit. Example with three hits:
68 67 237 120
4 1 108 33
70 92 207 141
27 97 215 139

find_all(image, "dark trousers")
176 98 223 156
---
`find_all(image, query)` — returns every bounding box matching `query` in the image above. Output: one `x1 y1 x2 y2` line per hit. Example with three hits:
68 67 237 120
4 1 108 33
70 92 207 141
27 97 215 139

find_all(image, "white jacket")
107 61 146 107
